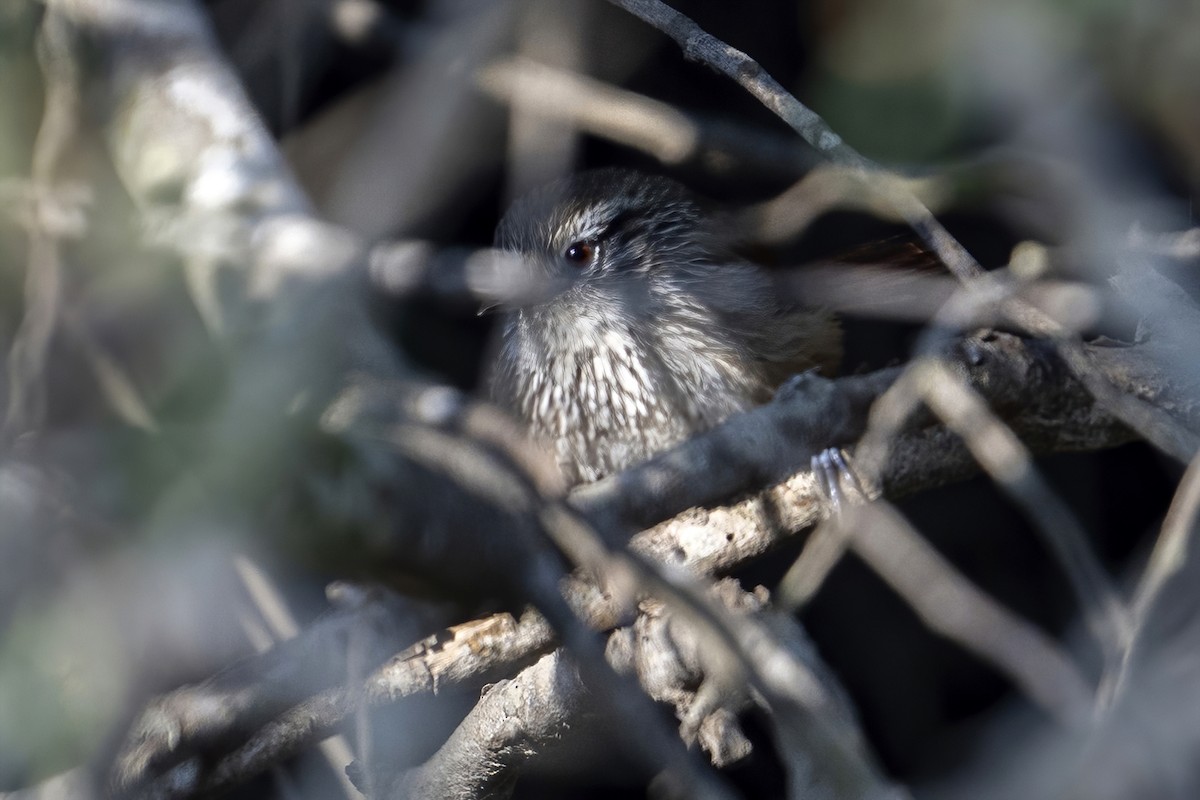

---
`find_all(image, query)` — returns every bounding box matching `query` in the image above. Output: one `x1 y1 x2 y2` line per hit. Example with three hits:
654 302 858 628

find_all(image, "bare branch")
603 0 985 285
580 330 1141 555
17 2 1198 798
108 326 1155 797
917 359 1131 682
390 651 586 800
844 502 1095 728
606 0 1197 465
1133 452 1200 629
1127 225 1200 259
475 57 818 178
113 592 431 793
4 11 79 443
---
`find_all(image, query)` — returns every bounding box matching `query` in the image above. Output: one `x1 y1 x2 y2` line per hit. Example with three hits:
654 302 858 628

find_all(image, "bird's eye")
563 241 596 267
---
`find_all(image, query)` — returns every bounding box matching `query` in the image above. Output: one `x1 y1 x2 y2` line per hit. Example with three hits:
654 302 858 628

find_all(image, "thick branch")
391 651 586 800
580 330 1141 571
118 328 1156 796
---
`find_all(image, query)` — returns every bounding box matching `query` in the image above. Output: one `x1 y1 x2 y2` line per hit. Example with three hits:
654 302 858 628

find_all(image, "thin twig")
233 556 360 800
1132 453 1200 627
134 610 559 799
1113 450 1200 706
604 0 985 285
4 11 78 444
118 329 1139 795
607 0 1198 464
1127 225 1200 259
777 516 852 611
917 359 1132 684
475 57 818 176
376 421 741 800
845 502 1095 728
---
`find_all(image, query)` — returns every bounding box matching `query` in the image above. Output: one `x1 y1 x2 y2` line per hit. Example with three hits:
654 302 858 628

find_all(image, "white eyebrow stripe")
559 202 621 246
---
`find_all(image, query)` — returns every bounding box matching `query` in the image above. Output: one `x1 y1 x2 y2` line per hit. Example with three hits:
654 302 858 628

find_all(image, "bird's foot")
810 447 874 514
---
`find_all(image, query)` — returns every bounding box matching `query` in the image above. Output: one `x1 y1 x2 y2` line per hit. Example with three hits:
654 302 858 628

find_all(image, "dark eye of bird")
563 241 596 266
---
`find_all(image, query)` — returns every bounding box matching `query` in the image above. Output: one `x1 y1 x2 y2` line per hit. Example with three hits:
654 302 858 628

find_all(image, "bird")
489 168 842 485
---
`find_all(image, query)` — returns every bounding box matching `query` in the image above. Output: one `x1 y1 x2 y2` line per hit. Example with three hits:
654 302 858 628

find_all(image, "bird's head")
493 169 726 318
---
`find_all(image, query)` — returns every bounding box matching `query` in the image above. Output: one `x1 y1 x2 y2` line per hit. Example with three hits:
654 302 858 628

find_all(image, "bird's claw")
810 447 872 515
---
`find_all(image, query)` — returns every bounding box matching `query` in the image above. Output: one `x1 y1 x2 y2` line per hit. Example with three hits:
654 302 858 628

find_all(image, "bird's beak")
470 249 571 313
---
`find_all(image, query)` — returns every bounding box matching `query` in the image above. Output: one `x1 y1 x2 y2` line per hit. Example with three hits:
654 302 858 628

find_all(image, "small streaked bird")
490 168 842 485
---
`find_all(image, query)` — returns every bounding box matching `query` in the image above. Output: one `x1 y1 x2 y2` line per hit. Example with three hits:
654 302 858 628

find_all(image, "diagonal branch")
603 0 984 285
604 0 1198 464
